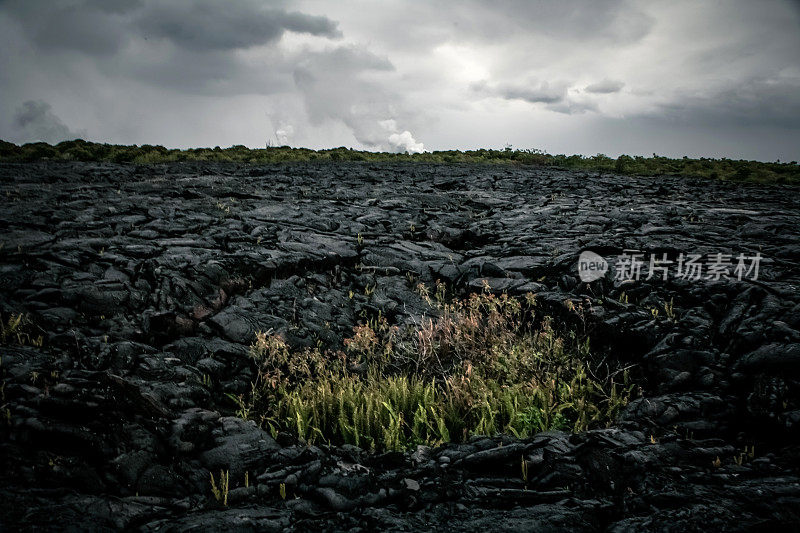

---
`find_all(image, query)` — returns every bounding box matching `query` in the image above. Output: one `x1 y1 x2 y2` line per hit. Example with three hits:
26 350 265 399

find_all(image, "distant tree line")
0 139 797 184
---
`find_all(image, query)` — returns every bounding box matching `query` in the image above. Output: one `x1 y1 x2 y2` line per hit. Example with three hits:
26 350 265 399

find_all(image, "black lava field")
1 161 799 531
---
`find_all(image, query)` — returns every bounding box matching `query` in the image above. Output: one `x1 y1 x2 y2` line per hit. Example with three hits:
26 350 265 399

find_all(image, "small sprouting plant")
434 279 447 304
210 470 229 506
416 282 431 304
0 359 8 426
279 483 287 500
734 444 756 466
1 377 8 426
356 233 363 246
524 293 537 307
227 392 252 420
663 297 675 321
521 455 529 488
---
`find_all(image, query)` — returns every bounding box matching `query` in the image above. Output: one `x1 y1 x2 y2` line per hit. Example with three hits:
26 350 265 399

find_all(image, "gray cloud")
584 79 625 94
472 80 599 115
12 100 84 143
547 99 599 115
122 46 294 95
485 80 567 104
471 79 564 105
19 3 130 55
656 75 800 129
2 0 340 55
137 0 341 51
82 0 145 15
440 0 654 46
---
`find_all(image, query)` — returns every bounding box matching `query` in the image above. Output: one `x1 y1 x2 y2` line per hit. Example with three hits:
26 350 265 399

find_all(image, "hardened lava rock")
0 161 798 530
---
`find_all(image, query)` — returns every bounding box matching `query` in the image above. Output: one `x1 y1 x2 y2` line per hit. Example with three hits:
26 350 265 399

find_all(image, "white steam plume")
380 119 424 154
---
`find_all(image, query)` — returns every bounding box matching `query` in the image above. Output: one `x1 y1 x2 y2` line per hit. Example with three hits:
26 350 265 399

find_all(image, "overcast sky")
1 0 798 160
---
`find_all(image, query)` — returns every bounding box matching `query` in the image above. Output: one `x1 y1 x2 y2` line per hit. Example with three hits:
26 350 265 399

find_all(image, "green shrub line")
229 286 638 451
1 139 797 184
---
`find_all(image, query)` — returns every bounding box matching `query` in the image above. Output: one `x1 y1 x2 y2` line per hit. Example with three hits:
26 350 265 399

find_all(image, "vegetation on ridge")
1 138 797 184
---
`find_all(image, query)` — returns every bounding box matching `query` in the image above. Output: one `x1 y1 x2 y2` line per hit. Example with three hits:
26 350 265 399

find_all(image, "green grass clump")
231 287 635 451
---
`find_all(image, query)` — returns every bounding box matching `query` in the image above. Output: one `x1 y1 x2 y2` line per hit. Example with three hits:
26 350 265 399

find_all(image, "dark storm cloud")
8 1 131 55
1 0 344 96
81 0 144 15
12 100 84 143
137 0 341 51
657 75 800 130
584 80 625 94
2 0 340 55
124 46 295 95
